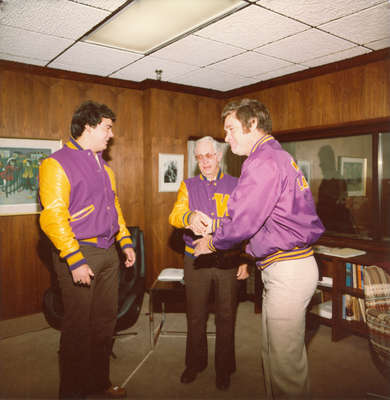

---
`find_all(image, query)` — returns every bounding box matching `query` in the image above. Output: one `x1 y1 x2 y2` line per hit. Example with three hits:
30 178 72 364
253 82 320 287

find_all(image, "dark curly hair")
71 101 116 138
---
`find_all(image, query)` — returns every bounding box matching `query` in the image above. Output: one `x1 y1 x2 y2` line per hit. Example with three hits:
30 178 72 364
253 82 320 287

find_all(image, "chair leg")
111 332 138 359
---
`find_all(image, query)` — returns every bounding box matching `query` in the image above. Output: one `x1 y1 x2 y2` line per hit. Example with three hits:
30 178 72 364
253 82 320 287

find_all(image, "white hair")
194 136 219 153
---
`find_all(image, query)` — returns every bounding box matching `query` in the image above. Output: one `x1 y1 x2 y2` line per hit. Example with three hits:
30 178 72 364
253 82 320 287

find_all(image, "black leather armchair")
115 226 146 333
42 226 146 338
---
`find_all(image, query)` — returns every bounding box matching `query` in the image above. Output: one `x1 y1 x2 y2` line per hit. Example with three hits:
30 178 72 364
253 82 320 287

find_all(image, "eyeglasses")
195 152 216 162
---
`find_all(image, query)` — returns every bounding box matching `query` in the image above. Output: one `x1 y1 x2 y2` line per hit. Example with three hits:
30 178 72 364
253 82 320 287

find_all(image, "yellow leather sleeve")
168 181 192 228
39 158 81 260
104 165 132 248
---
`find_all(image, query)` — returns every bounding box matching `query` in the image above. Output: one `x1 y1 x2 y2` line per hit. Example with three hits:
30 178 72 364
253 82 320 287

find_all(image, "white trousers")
261 256 318 399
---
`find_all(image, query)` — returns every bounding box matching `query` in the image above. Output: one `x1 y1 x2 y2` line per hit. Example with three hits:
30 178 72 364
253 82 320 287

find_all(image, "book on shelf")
352 263 358 288
342 294 365 322
313 245 366 258
358 298 366 323
344 294 354 321
358 265 364 289
357 265 362 289
345 263 365 289
345 263 352 287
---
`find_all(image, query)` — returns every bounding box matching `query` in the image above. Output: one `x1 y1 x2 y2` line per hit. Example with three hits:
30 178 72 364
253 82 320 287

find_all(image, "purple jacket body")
211 135 325 269
39 138 132 270
183 170 238 257
50 141 120 248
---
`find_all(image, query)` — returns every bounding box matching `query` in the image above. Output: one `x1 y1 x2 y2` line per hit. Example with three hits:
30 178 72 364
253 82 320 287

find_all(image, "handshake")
186 210 213 237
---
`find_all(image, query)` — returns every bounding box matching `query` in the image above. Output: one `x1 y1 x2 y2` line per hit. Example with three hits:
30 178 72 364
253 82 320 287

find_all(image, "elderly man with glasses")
169 136 248 391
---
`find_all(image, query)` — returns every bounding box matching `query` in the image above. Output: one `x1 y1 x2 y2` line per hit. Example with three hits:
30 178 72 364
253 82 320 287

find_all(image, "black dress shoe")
216 373 230 390
180 368 198 384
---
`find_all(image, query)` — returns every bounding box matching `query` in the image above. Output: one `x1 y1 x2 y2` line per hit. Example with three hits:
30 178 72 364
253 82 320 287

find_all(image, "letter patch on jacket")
291 160 309 191
212 193 230 217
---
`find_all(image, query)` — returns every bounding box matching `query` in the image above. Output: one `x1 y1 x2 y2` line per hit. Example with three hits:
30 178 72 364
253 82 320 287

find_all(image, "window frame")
274 117 390 253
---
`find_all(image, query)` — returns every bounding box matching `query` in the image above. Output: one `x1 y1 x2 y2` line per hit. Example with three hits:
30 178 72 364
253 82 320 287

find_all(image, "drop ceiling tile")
46 62 108 77
320 3 390 45
209 51 292 77
48 42 142 76
169 68 257 91
111 56 198 81
257 0 384 26
196 4 308 50
365 37 390 50
253 64 308 81
71 0 128 12
0 25 73 62
151 35 244 67
255 29 354 63
302 46 371 68
0 0 109 40
0 52 47 66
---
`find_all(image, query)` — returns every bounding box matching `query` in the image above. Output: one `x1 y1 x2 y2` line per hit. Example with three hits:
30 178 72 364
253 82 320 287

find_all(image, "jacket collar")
250 134 274 154
200 168 224 181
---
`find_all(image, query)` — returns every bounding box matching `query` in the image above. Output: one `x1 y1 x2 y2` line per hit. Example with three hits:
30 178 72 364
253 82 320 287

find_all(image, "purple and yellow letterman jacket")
209 135 325 270
39 138 133 270
169 169 238 257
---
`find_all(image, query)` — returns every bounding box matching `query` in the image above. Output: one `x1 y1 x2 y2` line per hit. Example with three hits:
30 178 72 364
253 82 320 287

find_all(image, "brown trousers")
183 255 239 375
53 245 120 398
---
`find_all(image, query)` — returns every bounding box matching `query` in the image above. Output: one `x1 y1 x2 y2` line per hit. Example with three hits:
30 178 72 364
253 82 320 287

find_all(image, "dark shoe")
180 368 198 384
216 373 230 390
103 385 126 398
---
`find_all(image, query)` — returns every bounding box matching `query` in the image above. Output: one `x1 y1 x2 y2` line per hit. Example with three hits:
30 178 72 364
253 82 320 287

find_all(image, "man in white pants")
194 98 325 398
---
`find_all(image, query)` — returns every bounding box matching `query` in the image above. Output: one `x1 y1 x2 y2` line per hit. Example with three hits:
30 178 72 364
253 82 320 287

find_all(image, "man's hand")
123 247 136 268
71 264 95 286
188 210 212 236
236 264 249 280
193 234 213 256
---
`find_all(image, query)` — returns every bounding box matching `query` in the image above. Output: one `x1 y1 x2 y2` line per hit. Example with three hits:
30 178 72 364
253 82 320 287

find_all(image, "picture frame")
0 137 62 215
158 153 184 192
297 160 311 183
339 156 367 197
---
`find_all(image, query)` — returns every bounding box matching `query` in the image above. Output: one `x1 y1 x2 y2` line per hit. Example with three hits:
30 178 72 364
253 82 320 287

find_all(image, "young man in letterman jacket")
169 136 249 391
39 101 135 399
194 99 325 399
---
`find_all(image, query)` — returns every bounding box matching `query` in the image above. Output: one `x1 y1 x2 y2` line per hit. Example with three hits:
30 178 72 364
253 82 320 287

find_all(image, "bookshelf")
311 251 390 342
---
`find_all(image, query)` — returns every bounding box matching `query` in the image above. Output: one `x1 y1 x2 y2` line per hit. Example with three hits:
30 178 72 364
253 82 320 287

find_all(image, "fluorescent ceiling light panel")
84 0 243 54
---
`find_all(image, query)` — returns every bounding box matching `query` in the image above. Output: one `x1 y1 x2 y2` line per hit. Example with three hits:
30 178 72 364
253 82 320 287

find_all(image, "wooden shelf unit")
312 251 390 342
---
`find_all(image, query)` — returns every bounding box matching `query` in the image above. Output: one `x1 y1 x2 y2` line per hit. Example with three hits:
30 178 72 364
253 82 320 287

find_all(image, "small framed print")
340 156 367 197
158 153 184 192
297 160 311 183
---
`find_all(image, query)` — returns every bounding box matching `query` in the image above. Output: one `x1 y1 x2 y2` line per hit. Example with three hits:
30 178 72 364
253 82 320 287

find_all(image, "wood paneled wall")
0 69 144 319
0 55 389 319
229 59 390 132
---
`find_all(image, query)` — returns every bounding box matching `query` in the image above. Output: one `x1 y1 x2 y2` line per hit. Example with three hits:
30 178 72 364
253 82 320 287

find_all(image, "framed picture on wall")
158 153 184 192
340 156 367 197
0 137 62 215
297 160 311 183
